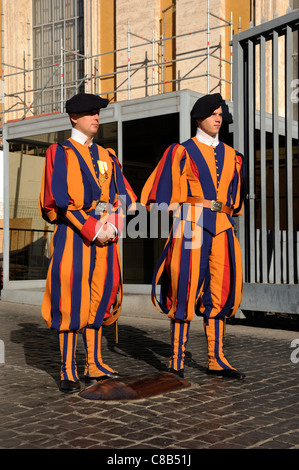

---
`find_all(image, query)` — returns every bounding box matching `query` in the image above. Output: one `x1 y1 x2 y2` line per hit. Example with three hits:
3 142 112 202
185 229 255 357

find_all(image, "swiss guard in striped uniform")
141 93 245 380
39 93 136 393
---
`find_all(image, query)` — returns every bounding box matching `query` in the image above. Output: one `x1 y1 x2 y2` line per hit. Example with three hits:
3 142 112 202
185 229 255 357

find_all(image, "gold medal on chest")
99 172 108 183
98 160 108 183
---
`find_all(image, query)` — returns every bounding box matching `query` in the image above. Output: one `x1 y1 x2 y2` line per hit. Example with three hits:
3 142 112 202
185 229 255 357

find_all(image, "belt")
186 197 233 216
91 200 108 214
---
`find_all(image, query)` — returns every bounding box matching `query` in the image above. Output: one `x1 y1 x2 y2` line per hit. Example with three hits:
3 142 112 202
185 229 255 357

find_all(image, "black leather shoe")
206 368 245 380
84 372 120 384
168 368 184 378
59 379 81 393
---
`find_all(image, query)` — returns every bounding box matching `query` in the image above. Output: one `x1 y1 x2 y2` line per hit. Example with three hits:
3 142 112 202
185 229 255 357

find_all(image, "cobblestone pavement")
0 300 299 452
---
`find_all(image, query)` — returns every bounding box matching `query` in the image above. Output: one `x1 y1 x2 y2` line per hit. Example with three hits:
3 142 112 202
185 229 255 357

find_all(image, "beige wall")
176 0 227 98
115 0 160 100
2 0 33 122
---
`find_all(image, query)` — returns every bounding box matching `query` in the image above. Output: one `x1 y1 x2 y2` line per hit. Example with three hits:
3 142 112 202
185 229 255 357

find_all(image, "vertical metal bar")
127 21 131 99
233 40 245 153
207 0 210 93
248 39 256 283
74 0 77 94
152 29 155 95
163 10 165 93
232 38 246 277
23 52 26 108
285 25 294 283
90 0 92 93
179 89 191 142
1 3 5 124
272 30 281 283
86 47 89 92
230 11 233 100
2 125 9 286
27 15 31 109
60 38 64 112
260 35 267 282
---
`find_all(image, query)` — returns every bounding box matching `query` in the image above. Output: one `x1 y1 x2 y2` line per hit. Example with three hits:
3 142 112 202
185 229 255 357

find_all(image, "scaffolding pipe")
2 22 231 80
4 49 231 117
60 39 64 113
27 15 31 109
20 65 61 120
6 69 230 117
230 11 233 99
127 21 131 99
1 3 4 124
9 47 223 95
86 47 89 92
152 29 155 95
1 13 234 121
207 0 210 93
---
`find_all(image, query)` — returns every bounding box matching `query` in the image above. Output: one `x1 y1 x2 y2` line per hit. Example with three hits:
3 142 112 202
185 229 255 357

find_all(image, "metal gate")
232 10 299 315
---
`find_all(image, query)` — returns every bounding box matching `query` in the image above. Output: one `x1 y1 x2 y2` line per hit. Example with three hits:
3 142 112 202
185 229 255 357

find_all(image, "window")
32 0 84 114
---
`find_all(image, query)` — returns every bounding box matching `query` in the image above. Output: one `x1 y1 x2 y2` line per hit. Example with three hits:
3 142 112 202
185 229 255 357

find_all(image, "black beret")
191 93 224 119
65 93 109 114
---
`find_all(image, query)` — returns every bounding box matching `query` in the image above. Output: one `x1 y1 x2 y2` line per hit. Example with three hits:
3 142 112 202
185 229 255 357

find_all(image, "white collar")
71 127 94 146
196 127 219 147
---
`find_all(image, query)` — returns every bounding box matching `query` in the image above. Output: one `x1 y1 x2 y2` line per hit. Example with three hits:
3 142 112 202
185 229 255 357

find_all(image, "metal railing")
232 9 299 314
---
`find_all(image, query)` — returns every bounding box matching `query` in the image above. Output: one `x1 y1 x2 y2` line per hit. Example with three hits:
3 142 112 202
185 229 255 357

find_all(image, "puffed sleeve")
140 143 188 209
39 143 101 242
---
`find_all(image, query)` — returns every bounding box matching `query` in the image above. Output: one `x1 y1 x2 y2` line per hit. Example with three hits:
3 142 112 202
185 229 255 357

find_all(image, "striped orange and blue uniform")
141 137 244 371
39 139 136 380
39 138 136 332
169 319 190 371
